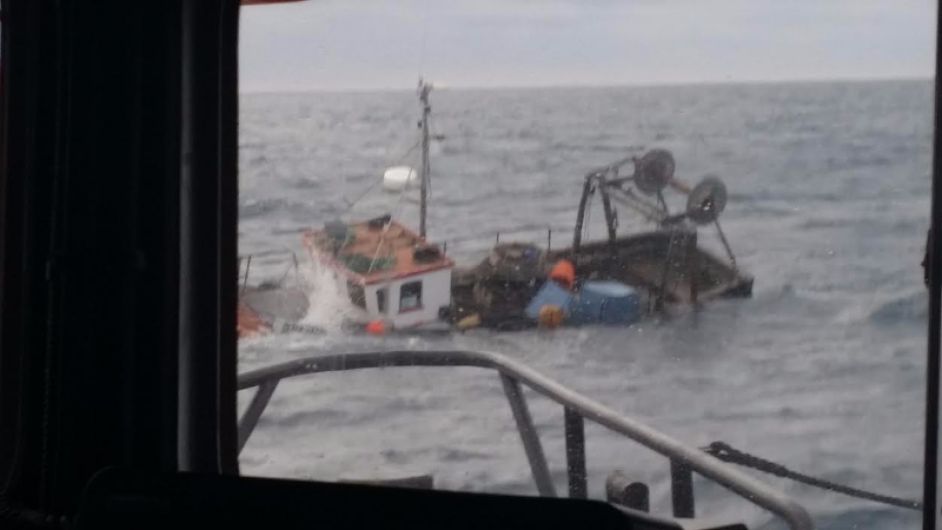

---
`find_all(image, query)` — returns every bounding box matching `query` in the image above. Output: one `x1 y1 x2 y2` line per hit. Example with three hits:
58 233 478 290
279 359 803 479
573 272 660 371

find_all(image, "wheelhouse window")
399 281 422 312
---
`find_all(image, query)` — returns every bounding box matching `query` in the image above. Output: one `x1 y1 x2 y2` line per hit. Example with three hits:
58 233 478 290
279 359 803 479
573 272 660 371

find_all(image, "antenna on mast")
418 78 432 238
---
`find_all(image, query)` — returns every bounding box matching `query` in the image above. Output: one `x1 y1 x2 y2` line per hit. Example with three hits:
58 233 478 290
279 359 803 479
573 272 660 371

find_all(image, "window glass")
236 2 935 528
399 281 422 312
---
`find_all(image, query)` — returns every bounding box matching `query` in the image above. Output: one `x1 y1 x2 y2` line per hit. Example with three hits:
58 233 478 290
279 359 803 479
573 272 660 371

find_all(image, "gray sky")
239 0 936 92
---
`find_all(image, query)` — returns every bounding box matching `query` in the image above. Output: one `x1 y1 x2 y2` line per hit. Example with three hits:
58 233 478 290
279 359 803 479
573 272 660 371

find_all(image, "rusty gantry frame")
570 150 742 307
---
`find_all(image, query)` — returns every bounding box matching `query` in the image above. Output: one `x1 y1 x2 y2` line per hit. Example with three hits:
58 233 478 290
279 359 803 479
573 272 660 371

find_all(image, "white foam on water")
297 257 366 333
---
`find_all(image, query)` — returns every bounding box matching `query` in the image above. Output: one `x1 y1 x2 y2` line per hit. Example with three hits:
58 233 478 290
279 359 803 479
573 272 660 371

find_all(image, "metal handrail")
237 349 814 530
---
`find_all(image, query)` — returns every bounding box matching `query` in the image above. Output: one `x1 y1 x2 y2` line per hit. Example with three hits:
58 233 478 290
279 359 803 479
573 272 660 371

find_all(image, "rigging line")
367 174 412 275
612 189 664 224
713 218 738 272
343 139 421 213
343 177 383 213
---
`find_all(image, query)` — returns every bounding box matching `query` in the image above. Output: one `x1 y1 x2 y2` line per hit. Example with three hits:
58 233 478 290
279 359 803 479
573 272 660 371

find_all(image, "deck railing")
237 349 814 530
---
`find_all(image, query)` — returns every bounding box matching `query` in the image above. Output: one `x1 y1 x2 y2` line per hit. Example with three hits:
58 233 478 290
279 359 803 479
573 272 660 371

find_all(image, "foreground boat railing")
237 349 814 530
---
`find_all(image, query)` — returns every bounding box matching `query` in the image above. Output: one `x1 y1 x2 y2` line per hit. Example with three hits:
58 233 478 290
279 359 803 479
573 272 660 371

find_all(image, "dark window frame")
399 281 423 313
377 287 388 314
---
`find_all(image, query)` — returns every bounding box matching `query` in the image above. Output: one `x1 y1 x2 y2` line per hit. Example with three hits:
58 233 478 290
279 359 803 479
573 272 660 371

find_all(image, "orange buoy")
365 320 387 335
548 259 575 290
537 304 564 329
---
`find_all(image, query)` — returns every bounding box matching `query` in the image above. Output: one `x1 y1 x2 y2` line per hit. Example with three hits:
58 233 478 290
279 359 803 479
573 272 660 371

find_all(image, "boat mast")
418 79 432 238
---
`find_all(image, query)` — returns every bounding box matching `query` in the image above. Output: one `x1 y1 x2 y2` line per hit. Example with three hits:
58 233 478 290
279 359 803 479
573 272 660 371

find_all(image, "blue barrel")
569 281 641 326
525 281 574 320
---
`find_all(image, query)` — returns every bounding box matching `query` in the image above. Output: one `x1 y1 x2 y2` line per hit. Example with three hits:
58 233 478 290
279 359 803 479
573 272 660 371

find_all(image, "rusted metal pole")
686 232 699 305
419 81 431 237
668 178 692 194
572 176 595 251
598 182 618 244
714 218 738 272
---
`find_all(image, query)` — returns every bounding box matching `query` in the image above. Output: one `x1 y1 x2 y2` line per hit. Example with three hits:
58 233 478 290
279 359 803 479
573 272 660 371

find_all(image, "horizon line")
239 74 934 96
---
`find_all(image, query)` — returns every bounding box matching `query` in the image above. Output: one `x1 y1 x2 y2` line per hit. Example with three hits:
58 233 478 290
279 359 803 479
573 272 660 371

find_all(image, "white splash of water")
297 257 367 333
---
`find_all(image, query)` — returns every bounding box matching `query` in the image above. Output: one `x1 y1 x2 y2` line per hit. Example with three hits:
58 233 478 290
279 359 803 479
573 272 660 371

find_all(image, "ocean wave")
239 198 319 219
240 198 285 218
868 291 928 324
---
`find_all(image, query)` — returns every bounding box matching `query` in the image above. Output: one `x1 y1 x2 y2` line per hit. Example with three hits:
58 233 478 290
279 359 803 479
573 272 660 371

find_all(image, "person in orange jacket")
548 259 575 291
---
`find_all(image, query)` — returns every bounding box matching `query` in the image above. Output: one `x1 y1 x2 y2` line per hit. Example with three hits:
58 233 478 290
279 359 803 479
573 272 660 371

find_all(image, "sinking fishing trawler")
446 148 753 331
238 80 752 336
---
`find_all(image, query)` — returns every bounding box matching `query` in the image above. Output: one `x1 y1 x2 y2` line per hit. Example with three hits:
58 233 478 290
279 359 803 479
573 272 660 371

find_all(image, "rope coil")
702 441 922 511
